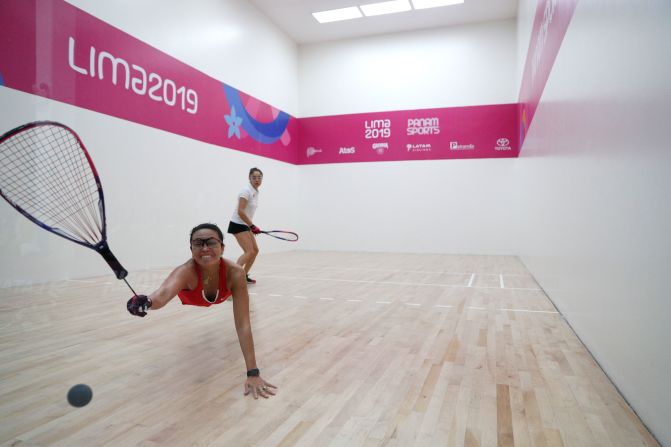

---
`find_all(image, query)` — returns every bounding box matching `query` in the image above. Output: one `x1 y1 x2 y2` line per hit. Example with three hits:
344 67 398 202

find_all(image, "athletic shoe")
246 275 256 284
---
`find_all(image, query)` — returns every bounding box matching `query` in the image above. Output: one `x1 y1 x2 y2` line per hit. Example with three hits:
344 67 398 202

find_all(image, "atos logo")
339 146 356 154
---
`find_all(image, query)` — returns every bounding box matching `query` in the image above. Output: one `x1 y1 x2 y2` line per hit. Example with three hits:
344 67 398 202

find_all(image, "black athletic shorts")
227 221 250 234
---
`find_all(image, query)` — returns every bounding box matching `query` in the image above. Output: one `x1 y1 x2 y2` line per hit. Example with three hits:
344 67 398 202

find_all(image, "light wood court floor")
0 251 660 447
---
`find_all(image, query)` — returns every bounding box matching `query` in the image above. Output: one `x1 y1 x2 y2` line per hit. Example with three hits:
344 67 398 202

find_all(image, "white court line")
500 308 558 314
500 274 505 289
249 292 258 295
269 294 283 297
468 274 475 287
254 293 555 315
258 274 540 291
258 263 532 276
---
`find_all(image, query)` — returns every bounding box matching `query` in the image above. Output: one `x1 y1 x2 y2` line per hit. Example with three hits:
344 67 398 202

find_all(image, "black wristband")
246 368 260 377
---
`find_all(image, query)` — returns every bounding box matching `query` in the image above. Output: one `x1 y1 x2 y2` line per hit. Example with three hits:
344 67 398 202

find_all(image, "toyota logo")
497 138 510 147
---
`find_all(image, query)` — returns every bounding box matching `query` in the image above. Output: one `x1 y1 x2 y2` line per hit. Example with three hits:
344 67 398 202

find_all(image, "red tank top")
177 258 232 307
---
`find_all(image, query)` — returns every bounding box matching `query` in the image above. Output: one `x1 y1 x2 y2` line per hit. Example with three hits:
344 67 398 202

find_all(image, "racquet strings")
0 124 103 245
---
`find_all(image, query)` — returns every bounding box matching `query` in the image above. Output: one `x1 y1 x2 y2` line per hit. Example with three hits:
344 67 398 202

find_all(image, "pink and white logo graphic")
306 146 322 157
372 142 388 155
407 117 440 135
495 138 511 151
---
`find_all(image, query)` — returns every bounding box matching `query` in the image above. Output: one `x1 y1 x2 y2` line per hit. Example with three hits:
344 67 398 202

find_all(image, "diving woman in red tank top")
125 223 276 399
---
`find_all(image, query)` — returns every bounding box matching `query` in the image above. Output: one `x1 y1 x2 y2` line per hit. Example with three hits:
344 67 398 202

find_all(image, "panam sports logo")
407 117 440 136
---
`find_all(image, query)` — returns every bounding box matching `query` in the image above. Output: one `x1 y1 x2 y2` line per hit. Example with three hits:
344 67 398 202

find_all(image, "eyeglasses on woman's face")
190 237 223 249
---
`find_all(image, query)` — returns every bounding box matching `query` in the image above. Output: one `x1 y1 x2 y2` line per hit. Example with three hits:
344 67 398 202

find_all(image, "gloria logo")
372 142 388 155
495 138 512 151
365 119 391 139
306 146 322 157
339 146 356 155
449 141 475 151
407 117 440 136
406 143 432 152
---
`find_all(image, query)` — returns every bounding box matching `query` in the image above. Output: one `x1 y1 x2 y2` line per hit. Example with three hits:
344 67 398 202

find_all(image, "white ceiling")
248 0 519 44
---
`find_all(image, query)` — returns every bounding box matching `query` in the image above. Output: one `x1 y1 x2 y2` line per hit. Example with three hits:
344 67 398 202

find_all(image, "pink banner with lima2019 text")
298 104 519 164
0 0 298 163
1 0 521 166
518 0 579 147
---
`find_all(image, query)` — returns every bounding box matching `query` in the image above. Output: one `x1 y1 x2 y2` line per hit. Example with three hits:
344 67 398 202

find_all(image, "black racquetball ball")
67 384 93 407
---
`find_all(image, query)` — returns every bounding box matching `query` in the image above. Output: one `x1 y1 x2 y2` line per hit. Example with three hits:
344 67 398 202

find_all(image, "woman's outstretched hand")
244 376 277 399
127 294 151 317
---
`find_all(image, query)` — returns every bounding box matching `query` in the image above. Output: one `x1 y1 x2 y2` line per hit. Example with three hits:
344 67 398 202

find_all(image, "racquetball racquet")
0 121 138 295
258 230 299 242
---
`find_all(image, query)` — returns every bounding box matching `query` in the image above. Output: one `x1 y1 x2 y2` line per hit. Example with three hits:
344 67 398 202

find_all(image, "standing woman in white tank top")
227 168 263 284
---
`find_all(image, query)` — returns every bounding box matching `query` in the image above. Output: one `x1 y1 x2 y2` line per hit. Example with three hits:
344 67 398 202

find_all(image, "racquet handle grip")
96 241 128 279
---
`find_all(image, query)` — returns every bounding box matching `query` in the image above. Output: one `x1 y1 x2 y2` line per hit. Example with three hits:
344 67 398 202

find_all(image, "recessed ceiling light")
360 0 412 17
411 0 465 10
312 6 363 23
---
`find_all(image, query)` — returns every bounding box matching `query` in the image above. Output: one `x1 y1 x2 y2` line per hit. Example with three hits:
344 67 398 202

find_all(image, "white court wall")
513 1 671 445
297 158 518 254
299 19 517 117
0 0 300 286
296 20 519 254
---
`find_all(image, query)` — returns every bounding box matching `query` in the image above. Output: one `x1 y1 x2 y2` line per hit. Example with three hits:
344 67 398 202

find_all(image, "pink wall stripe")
518 0 579 147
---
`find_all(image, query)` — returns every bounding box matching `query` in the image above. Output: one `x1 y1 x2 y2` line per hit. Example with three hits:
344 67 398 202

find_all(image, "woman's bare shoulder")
223 258 245 280
167 259 198 288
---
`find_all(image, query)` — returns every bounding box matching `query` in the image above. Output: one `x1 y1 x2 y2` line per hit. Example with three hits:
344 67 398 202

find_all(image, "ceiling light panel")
312 6 363 23
411 0 464 9
360 0 412 17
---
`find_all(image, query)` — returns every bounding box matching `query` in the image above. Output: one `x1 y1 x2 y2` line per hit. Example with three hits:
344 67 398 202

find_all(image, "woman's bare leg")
233 231 259 274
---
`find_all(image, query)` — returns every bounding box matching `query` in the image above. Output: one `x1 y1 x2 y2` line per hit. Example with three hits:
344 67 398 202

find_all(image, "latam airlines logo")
407 117 440 136
406 143 432 152
495 138 512 151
